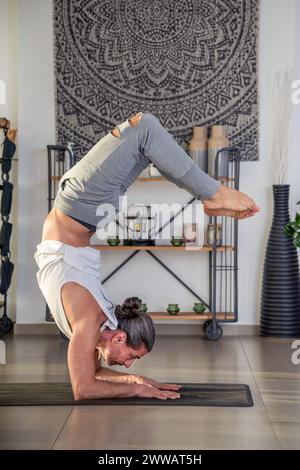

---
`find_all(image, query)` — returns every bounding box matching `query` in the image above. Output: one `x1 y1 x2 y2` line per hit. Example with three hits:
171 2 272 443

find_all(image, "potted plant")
284 202 300 248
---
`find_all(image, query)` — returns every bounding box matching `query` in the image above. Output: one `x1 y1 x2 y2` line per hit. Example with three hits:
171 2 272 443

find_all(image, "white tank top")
34 240 118 339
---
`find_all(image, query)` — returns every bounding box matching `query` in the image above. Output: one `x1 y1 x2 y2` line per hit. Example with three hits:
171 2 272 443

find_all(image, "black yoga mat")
0 383 253 407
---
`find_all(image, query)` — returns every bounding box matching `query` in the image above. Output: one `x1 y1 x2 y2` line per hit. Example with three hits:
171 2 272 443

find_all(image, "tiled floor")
0 334 299 449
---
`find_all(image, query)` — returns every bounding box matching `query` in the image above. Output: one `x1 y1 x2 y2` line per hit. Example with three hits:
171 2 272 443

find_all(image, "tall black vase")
260 185 300 337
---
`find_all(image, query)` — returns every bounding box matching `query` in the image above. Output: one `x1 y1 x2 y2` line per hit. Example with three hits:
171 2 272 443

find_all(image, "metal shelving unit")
46 144 240 340
206 147 241 340
47 144 75 212
45 144 75 321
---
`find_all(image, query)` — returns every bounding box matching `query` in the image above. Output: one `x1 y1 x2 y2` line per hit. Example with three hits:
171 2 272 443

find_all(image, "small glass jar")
207 223 223 247
183 223 197 245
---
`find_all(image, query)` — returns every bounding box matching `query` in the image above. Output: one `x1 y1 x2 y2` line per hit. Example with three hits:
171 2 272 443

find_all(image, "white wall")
16 0 56 323
13 0 299 325
0 0 18 320
292 0 300 210
238 0 297 324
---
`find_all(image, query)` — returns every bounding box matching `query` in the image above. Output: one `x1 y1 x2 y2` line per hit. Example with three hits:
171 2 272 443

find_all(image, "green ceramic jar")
170 237 184 247
107 236 120 246
167 303 180 315
193 302 206 314
139 303 148 313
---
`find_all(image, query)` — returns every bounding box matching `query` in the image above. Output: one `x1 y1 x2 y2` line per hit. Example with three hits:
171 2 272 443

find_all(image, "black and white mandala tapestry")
54 0 259 161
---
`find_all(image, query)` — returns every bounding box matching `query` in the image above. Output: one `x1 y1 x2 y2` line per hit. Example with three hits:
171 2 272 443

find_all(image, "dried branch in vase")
271 68 294 185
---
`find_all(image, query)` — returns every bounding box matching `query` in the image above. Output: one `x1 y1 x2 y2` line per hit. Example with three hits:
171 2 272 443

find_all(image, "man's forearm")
75 378 138 400
95 366 139 384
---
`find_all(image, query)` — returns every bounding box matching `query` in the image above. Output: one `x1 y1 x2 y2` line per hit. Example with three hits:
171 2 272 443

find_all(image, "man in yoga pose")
35 112 259 401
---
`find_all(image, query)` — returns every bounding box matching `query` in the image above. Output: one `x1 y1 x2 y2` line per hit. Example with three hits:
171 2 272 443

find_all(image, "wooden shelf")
51 176 234 184
136 176 235 183
92 244 234 252
149 312 234 321
137 177 165 182
51 176 234 183
218 177 235 183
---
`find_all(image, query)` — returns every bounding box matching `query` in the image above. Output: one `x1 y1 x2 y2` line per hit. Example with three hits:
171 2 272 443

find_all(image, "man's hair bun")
114 297 155 352
115 296 142 320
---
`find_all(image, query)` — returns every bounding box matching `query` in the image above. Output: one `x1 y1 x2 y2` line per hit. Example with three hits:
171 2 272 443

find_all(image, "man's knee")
139 112 160 129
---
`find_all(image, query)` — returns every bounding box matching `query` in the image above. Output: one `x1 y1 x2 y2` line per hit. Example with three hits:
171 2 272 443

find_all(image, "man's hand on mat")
136 375 181 391
203 185 260 220
135 384 181 400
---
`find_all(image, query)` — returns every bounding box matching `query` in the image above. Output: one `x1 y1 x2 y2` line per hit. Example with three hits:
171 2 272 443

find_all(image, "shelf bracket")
102 248 209 309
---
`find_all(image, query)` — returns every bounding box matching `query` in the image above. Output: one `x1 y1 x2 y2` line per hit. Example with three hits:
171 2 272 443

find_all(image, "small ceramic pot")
107 236 120 246
193 302 206 314
140 303 148 313
167 303 180 315
170 237 184 247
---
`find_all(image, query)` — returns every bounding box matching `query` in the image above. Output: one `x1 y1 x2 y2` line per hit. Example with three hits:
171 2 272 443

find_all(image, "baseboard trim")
14 323 60 335
154 324 259 336
14 322 260 336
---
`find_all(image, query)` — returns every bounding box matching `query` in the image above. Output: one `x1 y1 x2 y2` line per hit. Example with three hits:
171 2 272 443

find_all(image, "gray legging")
54 112 221 230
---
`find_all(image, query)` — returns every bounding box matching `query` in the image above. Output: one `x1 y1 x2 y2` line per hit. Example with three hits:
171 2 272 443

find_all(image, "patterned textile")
54 0 259 160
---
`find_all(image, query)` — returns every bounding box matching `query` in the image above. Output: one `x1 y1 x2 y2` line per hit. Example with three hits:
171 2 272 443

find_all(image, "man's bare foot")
111 112 142 138
6 128 17 143
129 112 142 128
0 117 11 130
111 127 120 138
204 206 258 220
203 184 260 219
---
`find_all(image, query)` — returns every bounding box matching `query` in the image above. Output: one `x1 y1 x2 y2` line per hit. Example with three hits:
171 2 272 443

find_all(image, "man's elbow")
72 382 93 401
